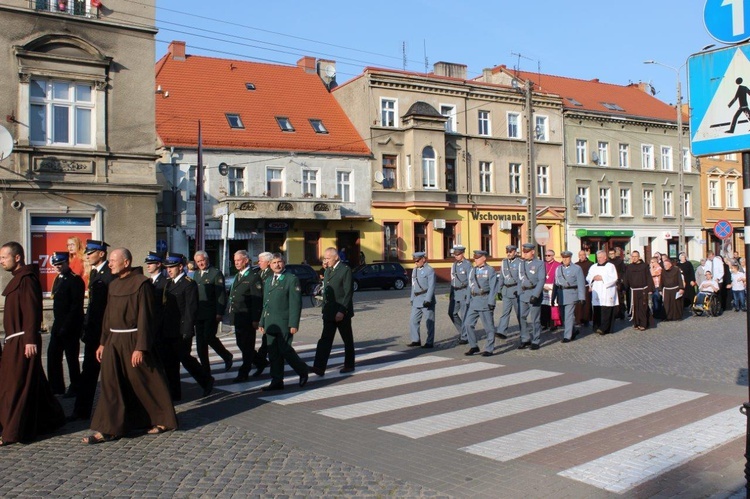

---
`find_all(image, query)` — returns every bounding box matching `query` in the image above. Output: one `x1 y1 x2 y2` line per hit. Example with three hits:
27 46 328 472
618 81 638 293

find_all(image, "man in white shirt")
586 250 619 335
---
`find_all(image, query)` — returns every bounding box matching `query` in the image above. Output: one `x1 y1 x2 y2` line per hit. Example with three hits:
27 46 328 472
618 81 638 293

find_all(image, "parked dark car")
351 263 409 291
225 264 320 295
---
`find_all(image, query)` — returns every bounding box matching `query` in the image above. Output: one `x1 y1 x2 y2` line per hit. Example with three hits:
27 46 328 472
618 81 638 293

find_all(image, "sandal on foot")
146 425 171 435
82 432 118 444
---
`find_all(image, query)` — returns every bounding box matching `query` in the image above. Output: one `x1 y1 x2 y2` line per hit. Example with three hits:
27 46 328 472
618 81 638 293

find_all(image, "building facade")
0 0 159 296
333 63 566 279
700 153 744 259
155 43 371 275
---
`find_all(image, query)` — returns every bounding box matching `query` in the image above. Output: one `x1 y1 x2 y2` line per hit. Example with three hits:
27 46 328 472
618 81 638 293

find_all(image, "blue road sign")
688 42 750 155
714 219 733 239
156 239 167 252
704 0 750 44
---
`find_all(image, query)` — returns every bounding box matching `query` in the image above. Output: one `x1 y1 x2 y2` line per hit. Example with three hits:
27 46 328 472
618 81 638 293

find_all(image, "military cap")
473 249 488 257
452 245 466 254
506 244 518 251
144 251 163 264
560 250 573 258
51 252 69 265
412 251 426 260
164 252 186 267
521 243 536 252
85 239 109 254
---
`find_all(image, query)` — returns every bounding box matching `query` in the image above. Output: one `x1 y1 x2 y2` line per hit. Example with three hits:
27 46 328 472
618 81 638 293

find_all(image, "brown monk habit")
623 260 655 330
90 268 177 437
575 258 593 325
659 266 684 321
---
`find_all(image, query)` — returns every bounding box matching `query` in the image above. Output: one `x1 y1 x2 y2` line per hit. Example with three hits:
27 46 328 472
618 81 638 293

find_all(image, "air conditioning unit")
433 219 446 230
499 221 512 231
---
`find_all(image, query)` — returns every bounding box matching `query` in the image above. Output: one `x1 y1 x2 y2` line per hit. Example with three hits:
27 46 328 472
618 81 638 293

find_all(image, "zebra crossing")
184 336 744 494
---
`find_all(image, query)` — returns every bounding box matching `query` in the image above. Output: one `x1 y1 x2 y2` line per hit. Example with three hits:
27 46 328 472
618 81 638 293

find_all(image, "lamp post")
524 79 537 244
644 60 686 256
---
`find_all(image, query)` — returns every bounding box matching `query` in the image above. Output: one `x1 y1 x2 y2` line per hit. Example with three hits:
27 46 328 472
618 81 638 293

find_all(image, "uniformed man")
554 250 586 343
145 251 167 336
193 251 233 375
518 243 545 350
448 245 471 344
251 251 274 377
227 250 263 383
408 252 436 348
48 251 85 397
258 253 309 391
495 244 521 340
464 250 498 356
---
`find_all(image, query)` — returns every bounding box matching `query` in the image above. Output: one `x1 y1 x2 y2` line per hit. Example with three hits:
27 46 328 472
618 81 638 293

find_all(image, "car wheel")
353 280 359 292
393 278 405 290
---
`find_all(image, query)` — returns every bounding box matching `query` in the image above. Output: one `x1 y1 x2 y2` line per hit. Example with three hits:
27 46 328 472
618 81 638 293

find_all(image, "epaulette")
185 276 193 282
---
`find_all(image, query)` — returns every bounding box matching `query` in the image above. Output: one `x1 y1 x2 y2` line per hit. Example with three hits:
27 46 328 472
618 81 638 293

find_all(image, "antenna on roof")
423 39 428 73
402 41 407 71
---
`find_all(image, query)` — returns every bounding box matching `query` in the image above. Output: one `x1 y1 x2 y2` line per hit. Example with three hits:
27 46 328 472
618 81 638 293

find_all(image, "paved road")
0 284 747 497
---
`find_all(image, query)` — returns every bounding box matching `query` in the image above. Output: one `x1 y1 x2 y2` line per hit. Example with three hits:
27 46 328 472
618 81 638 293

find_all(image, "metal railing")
34 0 90 17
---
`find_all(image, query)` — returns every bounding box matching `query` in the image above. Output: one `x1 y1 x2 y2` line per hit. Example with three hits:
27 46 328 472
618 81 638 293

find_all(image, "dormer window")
276 117 294 132
245 82 256 90
601 102 625 111
225 113 244 129
309 119 328 134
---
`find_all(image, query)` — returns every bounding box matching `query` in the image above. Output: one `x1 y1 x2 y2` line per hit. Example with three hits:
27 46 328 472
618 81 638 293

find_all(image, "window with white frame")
422 146 437 189
382 154 397 189
380 97 397 127
478 110 491 136
684 191 692 217
534 115 548 141
727 179 738 208
619 143 629 168
36 0 98 15
619 188 631 216
537 165 549 195
708 179 721 208
266 167 284 197
599 187 611 215
597 141 609 166
507 112 521 138
228 167 245 196
440 104 456 133
663 190 673 216
509 163 522 194
726 153 738 161
30 78 95 147
643 188 654 216
660 146 673 171
576 186 590 215
641 144 654 169
336 171 352 201
479 161 492 193
576 139 587 164
682 147 690 171
301 169 319 197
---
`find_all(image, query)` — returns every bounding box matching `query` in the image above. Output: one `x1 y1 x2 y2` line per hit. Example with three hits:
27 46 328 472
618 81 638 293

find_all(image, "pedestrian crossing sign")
688 42 750 156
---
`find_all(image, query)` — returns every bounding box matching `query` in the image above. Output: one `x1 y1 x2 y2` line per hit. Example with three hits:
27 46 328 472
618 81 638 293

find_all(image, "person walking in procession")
228 250 263 383
495 244 521 341
193 251 233 376
554 250 586 343
408 252 436 348
623 250 654 331
448 245 471 345
518 243 545 350
463 250 498 356
587 250 619 335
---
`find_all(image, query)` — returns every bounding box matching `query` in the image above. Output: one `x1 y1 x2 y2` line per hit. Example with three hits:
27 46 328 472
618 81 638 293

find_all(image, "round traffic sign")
714 219 733 239
534 225 550 245
704 0 750 44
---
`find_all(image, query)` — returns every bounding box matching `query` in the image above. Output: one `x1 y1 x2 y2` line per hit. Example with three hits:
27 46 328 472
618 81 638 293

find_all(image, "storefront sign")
470 212 526 221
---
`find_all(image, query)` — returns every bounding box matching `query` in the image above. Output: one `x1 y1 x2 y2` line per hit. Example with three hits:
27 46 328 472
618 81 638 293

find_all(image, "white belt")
631 286 649 291
111 328 138 333
4 331 24 342
663 286 680 290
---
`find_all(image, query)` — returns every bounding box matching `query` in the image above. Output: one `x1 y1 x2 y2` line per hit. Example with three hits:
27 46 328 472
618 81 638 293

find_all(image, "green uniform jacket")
195 267 227 320
322 262 354 321
227 267 263 324
259 270 302 333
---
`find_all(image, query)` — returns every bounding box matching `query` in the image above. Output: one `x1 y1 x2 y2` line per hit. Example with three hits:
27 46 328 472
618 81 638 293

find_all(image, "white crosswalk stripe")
380 378 630 438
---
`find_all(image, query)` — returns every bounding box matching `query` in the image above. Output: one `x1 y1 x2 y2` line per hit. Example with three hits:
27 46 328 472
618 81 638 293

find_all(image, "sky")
153 0 718 108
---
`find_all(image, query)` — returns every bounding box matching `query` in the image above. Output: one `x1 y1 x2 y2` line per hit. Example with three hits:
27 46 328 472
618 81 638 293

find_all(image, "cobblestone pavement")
0 284 747 497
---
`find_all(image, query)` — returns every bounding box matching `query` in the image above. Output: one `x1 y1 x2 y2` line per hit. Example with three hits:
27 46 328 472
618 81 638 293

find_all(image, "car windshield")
352 264 366 273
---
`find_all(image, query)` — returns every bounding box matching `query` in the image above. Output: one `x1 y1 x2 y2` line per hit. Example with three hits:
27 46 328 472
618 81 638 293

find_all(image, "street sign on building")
688 42 750 156
704 0 750 44
714 219 734 239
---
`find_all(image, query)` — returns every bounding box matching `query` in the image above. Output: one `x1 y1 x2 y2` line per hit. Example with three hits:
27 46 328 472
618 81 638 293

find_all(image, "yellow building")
700 153 744 259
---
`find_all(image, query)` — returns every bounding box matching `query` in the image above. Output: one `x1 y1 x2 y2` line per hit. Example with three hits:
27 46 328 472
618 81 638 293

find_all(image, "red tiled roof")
499 67 681 123
155 49 370 156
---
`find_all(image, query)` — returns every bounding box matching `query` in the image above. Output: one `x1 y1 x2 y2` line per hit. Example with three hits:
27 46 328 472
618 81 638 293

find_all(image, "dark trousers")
314 317 355 371
593 305 616 334
47 333 81 394
159 336 212 401
267 329 308 384
195 318 232 375
235 324 258 378
73 340 101 419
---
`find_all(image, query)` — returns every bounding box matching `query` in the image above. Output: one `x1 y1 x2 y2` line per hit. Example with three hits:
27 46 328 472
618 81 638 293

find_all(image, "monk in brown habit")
623 250 654 330
0 242 65 445
83 248 177 444
659 257 685 322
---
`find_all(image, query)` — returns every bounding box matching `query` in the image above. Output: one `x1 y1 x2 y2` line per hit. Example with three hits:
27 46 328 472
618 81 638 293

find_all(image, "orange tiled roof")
499 67 681 123
155 51 370 156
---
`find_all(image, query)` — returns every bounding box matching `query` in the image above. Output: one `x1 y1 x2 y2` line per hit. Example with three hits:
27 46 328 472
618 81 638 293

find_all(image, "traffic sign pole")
741 151 750 494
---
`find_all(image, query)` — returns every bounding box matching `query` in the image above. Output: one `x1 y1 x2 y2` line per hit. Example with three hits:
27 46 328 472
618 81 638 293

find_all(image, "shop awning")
575 229 634 238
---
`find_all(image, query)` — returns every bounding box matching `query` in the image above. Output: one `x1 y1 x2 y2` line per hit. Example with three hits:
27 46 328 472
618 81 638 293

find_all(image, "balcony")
215 194 343 221
34 0 97 17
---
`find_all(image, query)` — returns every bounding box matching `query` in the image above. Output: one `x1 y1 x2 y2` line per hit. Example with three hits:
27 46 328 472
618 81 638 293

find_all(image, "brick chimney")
433 62 467 80
169 41 186 61
297 56 316 74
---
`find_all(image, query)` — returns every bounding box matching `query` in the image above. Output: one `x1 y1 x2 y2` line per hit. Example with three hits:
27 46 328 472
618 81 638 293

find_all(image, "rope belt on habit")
631 286 648 291
4 331 25 342
663 286 680 290
111 328 138 333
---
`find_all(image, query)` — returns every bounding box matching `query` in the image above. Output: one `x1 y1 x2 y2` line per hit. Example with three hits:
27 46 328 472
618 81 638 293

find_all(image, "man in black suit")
162 253 214 399
311 247 355 376
70 239 114 421
228 250 263 383
251 251 274 377
145 251 167 331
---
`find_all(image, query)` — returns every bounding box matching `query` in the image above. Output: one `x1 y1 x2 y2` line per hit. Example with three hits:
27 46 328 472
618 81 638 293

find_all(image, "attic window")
602 102 625 111
226 113 245 129
276 117 295 132
566 97 583 106
309 119 328 134
245 82 256 90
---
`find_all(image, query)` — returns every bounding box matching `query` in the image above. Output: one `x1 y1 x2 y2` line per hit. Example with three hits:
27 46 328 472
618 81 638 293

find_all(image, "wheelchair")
692 291 722 317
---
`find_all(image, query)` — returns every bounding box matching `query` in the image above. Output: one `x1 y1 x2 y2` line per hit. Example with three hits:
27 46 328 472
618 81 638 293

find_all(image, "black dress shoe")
495 332 508 339
457 339 469 345
464 347 480 356
407 341 421 347
251 363 267 378
310 366 325 377
517 342 531 350
530 343 540 350
481 351 493 357
224 356 234 373
561 338 571 343
232 374 249 383
340 366 355 374
572 329 580 340
299 373 308 387
261 382 284 391
202 376 215 397
421 343 434 349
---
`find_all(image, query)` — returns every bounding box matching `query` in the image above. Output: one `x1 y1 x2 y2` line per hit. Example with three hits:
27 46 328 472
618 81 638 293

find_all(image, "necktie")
273 275 278 286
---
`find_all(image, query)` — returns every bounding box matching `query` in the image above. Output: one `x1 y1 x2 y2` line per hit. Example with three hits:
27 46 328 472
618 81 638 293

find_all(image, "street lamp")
644 60 686 256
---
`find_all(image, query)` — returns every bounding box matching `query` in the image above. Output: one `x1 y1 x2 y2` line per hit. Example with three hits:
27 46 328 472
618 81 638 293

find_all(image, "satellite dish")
324 65 336 79
374 171 385 183
0 125 13 161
